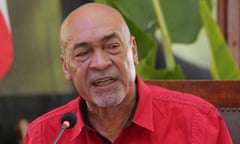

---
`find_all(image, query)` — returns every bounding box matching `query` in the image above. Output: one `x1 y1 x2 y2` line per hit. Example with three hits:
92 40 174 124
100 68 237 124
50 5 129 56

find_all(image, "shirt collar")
70 97 85 141
132 75 154 132
79 89 139 130
71 75 154 140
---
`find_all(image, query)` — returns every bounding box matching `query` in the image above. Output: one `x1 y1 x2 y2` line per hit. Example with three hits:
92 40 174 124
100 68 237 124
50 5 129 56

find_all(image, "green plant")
95 0 240 80
199 0 240 79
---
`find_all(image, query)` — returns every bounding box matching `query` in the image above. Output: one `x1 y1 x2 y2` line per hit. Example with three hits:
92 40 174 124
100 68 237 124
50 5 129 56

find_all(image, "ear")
131 36 139 66
60 54 72 80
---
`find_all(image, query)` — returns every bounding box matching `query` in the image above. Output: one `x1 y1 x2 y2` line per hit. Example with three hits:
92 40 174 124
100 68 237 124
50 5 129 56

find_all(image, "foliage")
199 0 240 79
95 0 240 80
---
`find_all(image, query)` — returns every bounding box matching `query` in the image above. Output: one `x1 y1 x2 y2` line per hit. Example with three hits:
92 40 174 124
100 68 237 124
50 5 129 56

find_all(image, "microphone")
52 112 77 144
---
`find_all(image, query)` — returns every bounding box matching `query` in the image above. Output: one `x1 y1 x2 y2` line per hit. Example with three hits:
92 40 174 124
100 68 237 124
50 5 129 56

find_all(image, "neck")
86 88 136 142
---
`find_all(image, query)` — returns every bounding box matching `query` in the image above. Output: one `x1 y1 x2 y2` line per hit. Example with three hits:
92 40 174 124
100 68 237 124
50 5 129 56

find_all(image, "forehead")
72 17 121 39
63 16 126 50
66 21 123 50
60 4 130 50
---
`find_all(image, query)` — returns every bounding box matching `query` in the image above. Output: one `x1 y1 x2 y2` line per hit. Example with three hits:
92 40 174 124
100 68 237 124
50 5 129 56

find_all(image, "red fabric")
24 76 232 144
0 10 13 80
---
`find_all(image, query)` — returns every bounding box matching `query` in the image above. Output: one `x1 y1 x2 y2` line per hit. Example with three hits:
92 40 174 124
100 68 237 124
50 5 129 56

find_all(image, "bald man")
24 3 232 144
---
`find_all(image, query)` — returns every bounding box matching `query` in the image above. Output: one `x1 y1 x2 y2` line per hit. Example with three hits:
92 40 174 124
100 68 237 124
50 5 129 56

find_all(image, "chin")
93 91 125 108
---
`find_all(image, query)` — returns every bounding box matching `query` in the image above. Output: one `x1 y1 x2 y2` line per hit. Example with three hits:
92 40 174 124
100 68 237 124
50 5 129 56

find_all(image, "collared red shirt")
24 76 232 144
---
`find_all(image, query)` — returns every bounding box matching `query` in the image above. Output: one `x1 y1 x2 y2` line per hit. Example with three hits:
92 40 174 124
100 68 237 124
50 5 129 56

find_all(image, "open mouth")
93 77 116 87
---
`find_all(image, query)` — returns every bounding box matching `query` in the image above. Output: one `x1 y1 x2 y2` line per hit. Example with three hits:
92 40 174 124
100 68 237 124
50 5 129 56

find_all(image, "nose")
89 49 112 70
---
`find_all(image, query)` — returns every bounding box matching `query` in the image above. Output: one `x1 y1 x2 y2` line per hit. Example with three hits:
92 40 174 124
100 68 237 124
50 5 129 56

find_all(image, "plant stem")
152 0 175 69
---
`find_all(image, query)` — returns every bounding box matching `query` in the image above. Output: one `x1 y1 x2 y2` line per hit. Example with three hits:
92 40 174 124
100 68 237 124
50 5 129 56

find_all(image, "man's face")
61 13 138 108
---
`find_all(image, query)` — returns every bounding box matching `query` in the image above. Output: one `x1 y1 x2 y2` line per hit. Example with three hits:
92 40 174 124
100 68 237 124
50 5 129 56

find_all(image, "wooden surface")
218 0 240 66
227 0 240 65
145 80 240 107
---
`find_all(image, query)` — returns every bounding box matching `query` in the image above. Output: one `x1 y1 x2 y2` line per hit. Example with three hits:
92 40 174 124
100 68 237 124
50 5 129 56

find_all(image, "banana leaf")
96 0 210 43
95 0 185 79
136 58 185 80
199 0 240 79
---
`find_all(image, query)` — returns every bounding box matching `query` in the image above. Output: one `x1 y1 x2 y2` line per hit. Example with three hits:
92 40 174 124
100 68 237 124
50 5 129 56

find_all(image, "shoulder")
27 97 80 131
146 83 214 114
24 97 81 143
138 81 232 143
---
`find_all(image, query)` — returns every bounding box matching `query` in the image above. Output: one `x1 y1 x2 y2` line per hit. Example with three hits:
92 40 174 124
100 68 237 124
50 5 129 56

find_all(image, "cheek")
126 51 137 79
70 59 89 77
114 54 136 81
70 62 90 92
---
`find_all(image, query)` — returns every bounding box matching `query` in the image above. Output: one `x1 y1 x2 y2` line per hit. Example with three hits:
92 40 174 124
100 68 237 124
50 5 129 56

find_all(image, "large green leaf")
159 0 203 43
137 58 185 80
103 0 205 43
199 0 240 79
95 0 185 79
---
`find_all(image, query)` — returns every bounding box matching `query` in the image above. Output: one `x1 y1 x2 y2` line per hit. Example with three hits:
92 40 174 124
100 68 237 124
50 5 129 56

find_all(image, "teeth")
94 79 114 86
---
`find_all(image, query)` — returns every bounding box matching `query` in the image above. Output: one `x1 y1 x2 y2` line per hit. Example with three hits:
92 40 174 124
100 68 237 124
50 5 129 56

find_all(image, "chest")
57 124 192 144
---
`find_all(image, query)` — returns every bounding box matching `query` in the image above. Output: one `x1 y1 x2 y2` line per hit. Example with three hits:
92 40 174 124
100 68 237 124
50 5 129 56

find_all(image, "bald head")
60 3 131 53
59 3 139 108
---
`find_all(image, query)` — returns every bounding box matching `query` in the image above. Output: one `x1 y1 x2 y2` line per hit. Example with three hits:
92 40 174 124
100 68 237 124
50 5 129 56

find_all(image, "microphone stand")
52 122 68 144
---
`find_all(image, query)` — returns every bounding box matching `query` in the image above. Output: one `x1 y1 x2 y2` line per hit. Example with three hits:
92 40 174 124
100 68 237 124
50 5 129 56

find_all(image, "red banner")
0 10 13 80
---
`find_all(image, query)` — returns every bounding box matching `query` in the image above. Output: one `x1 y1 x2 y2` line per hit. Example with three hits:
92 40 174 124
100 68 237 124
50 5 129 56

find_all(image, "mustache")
88 68 118 82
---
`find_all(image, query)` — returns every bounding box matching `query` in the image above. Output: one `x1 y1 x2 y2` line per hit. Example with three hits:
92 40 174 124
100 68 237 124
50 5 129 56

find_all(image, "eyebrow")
72 32 120 50
101 32 119 42
73 42 88 50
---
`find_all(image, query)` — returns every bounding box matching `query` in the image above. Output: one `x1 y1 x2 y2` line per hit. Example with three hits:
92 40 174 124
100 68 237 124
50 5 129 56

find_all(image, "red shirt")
24 77 232 144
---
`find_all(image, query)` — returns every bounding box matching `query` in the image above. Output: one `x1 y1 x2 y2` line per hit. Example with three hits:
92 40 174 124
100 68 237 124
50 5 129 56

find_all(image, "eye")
75 51 89 57
105 43 121 54
73 49 91 62
108 43 120 49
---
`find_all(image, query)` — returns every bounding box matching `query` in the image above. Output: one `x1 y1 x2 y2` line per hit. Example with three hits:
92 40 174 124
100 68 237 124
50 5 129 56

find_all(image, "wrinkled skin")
60 3 138 109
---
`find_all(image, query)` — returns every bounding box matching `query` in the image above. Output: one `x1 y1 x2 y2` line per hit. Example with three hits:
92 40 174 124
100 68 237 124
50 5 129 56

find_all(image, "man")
24 2 232 144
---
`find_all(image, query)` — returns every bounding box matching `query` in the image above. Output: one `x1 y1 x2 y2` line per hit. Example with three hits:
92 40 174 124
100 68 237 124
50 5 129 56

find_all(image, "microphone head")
61 112 77 129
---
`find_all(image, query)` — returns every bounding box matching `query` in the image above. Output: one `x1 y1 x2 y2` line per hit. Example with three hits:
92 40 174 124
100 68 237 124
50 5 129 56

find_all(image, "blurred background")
0 0 239 143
